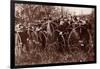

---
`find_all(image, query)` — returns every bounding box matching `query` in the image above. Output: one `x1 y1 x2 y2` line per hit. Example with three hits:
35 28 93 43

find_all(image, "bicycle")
67 22 93 53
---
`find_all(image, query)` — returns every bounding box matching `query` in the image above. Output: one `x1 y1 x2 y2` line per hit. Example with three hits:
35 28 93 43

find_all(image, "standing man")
15 23 29 52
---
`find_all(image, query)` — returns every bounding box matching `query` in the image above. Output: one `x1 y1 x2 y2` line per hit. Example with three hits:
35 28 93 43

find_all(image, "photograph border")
10 0 97 68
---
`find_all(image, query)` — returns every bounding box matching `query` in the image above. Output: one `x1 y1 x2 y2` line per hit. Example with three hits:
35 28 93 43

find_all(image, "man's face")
60 20 64 25
20 25 24 29
28 23 31 27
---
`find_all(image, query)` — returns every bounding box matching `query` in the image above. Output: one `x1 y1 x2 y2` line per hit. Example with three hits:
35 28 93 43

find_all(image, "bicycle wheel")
68 26 92 52
15 32 22 57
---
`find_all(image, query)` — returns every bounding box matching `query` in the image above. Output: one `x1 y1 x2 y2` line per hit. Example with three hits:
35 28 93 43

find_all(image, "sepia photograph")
11 1 96 68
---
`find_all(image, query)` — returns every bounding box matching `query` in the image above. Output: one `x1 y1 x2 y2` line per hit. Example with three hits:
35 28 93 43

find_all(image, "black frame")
10 0 97 68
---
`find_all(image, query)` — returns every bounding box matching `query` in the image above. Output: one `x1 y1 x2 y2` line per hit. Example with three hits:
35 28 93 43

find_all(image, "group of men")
15 14 91 52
